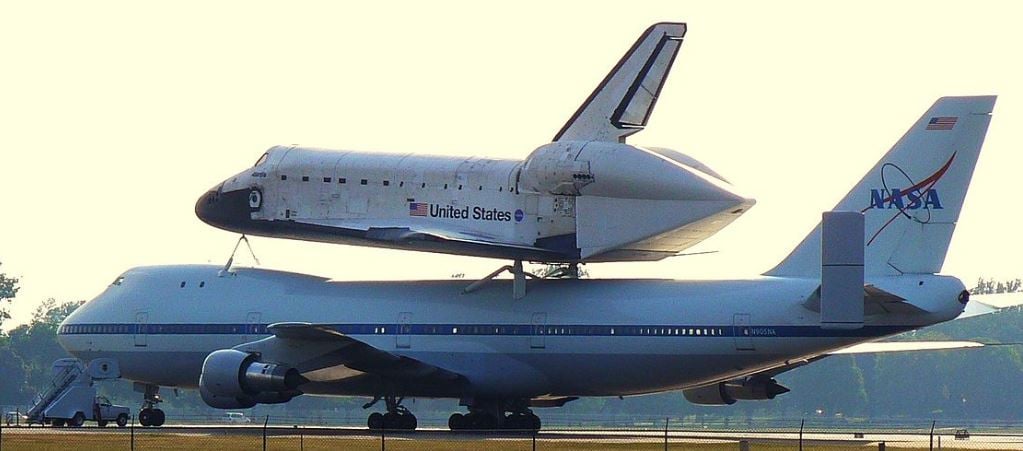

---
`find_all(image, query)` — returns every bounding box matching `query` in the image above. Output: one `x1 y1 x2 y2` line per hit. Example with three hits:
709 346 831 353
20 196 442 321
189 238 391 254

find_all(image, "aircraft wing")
553 22 686 143
294 218 566 260
957 292 1023 319
234 323 464 386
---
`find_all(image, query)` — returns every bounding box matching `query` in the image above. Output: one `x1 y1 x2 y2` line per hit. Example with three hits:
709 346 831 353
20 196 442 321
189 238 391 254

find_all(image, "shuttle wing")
235 323 464 385
554 22 686 143
294 218 566 260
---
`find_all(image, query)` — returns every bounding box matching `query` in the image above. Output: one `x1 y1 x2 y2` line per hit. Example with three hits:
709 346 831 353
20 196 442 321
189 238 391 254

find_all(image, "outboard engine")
683 377 790 406
198 349 306 409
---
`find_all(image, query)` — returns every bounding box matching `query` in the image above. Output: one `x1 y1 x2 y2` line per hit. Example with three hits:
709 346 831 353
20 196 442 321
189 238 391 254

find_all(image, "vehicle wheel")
529 413 541 431
139 409 153 427
69 412 86 428
152 409 165 427
51 419 66 427
503 414 522 430
367 412 384 430
116 413 129 428
98 420 108 427
447 413 464 430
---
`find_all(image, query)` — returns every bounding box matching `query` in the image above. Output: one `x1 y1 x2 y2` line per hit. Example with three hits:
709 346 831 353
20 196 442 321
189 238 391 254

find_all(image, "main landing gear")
365 395 417 431
136 383 165 427
448 399 541 431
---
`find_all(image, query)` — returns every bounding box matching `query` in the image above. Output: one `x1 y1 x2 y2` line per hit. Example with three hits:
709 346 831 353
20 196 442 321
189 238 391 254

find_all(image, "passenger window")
302 176 310 182
281 175 288 181
360 179 368 185
323 177 332 183
383 180 390 186
339 178 347 184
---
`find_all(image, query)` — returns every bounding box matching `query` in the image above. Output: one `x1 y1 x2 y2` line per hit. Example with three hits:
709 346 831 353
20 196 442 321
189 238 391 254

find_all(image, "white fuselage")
57 265 966 401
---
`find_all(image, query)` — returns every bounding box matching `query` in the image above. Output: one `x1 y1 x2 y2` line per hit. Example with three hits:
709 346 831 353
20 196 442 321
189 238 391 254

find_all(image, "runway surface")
5 424 1023 449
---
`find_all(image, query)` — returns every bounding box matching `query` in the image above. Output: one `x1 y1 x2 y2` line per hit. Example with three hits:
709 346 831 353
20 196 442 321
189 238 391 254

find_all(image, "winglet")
553 22 687 143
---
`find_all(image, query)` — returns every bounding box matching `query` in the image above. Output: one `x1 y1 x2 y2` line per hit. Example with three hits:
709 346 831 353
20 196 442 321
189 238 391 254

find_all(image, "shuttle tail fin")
553 22 686 144
765 96 996 277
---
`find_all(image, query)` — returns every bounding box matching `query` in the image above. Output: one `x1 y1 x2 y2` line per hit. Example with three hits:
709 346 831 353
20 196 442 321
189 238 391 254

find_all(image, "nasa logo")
868 189 943 210
514 209 524 222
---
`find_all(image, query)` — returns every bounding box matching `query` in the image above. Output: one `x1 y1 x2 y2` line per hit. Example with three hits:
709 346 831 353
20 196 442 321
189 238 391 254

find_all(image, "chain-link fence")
4 416 1023 450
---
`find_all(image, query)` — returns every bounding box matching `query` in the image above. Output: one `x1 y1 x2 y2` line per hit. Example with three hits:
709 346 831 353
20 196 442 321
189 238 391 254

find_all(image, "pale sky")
2 1 1021 328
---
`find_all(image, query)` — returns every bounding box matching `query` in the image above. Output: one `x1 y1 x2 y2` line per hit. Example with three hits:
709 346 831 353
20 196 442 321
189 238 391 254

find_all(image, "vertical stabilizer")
766 96 996 277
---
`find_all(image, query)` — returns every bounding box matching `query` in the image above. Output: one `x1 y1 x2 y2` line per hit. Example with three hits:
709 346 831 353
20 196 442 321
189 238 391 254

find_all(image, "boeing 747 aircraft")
60 96 997 430
195 23 756 281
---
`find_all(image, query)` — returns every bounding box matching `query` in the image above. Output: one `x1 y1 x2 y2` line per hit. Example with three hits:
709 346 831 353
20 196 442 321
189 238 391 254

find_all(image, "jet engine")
682 377 790 406
198 349 306 409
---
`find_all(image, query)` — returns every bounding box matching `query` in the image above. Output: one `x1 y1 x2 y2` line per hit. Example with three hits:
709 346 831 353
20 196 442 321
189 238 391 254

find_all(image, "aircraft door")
396 312 412 349
134 311 148 347
732 313 754 351
530 312 547 349
245 312 262 342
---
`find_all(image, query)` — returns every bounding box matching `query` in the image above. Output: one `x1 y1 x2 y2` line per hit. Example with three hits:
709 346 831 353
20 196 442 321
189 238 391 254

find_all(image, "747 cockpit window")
254 152 270 167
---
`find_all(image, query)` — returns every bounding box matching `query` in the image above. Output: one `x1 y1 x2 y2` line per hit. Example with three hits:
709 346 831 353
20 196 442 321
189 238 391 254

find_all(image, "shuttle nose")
195 184 259 232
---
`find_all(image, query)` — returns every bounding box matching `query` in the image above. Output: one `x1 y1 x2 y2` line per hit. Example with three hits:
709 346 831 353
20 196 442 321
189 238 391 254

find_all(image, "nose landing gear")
136 384 165 427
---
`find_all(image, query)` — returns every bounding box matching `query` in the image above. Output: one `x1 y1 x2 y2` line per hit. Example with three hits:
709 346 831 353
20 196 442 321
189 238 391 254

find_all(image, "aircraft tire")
138 409 153 427
367 412 384 430
116 414 129 428
152 409 165 427
382 412 399 429
448 413 465 430
529 413 541 431
399 413 417 431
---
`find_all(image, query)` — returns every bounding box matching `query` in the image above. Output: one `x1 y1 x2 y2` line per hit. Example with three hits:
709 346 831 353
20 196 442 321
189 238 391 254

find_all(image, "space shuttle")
196 23 754 265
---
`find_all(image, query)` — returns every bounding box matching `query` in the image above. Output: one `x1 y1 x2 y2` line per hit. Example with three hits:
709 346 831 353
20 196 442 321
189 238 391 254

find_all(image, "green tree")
7 298 84 395
0 262 19 330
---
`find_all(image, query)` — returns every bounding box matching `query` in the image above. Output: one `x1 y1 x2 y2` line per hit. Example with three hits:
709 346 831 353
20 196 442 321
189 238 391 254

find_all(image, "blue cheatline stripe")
57 323 914 339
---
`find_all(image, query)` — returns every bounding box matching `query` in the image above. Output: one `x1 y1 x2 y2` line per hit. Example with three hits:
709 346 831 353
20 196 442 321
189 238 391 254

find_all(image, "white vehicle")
58 96 1004 431
220 412 251 424
196 23 755 281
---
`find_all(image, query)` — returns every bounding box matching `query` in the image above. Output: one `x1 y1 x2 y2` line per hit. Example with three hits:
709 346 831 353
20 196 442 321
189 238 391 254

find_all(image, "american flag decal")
926 116 957 131
409 202 428 217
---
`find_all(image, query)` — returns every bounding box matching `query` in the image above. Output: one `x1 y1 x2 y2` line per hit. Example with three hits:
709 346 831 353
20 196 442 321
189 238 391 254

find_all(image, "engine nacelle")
198 349 305 409
683 377 790 406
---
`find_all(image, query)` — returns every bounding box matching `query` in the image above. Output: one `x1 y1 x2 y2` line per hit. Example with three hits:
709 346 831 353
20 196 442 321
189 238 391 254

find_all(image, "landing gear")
365 395 417 431
136 383 165 427
448 399 541 431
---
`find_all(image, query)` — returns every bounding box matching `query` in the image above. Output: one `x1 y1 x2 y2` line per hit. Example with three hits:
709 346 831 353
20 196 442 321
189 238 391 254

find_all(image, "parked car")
220 412 252 424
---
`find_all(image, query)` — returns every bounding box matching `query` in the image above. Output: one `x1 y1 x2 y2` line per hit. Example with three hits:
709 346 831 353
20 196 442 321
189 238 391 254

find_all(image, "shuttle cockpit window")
111 275 125 286
253 152 270 167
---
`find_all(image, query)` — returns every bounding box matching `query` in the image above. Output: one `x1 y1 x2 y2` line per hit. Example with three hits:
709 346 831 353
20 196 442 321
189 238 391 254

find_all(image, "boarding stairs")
25 359 90 424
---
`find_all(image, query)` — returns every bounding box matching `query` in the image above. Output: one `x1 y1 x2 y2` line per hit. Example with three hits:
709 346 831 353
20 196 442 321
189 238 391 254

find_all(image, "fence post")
532 429 537 451
930 420 935 451
879 441 886 451
380 428 385 451
799 418 805 451
739 440 750 451
664 417 669 451
262 415 269 451
130 414 135 451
